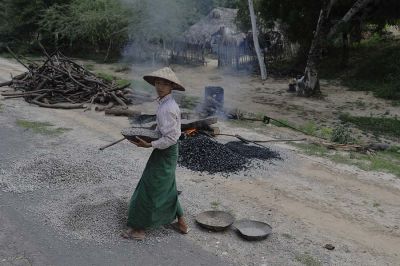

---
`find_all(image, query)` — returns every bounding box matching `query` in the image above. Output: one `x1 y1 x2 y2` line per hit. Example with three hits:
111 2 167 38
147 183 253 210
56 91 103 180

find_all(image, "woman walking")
122 67 189 240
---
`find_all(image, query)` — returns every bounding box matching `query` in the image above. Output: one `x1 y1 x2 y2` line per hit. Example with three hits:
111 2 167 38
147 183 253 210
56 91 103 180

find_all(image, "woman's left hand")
130 137 152 148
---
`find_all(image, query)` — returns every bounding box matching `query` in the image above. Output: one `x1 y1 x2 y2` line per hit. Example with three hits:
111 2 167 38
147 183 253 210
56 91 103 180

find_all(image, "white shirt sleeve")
151 110 180 150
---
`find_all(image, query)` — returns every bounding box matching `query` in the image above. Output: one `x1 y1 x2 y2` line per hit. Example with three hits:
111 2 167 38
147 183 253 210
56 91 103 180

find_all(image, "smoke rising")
119 0 210 62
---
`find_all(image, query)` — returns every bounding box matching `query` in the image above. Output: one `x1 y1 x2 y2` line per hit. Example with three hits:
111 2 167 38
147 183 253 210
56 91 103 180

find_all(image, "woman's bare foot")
175 217 190 234
121 228 145 240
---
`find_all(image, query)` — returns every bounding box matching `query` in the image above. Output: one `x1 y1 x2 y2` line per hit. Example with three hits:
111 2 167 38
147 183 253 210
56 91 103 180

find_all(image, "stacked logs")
0 50 132 110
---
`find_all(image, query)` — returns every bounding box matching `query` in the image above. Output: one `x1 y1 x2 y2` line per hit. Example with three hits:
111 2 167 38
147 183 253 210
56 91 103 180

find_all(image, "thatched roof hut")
183 7 245 45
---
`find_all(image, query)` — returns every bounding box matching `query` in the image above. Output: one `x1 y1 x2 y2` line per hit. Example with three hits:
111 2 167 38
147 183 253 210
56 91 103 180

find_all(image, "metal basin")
121 128 160 142
233 219 272 241
195 211 234 231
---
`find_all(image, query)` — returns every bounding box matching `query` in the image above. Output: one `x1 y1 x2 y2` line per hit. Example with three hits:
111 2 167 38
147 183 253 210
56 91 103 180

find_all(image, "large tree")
0 0 70 50
237 0 400 96
299 0 337 96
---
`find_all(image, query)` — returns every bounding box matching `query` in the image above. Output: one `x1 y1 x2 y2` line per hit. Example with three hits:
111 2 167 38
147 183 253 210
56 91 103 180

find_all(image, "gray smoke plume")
119 0 208 62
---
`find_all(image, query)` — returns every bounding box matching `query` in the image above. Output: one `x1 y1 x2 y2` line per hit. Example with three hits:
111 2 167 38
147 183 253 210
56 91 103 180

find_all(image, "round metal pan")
195 211 235 231
233 219 272 241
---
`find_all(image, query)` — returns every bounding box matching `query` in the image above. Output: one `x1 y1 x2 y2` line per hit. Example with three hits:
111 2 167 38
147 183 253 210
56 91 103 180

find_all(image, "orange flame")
184 128 197 136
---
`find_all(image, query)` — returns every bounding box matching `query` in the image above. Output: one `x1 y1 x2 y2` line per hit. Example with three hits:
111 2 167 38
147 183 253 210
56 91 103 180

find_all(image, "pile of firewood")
0 48 132 110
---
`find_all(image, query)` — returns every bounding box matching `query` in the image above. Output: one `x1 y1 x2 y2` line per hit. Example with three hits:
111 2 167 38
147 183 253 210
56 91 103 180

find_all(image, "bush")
39 0 132 57
330 125 354 144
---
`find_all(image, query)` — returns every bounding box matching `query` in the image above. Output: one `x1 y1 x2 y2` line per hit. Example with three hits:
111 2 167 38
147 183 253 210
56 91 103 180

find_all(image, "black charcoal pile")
178 135 281 174
224 141 281 160
178 135 248 174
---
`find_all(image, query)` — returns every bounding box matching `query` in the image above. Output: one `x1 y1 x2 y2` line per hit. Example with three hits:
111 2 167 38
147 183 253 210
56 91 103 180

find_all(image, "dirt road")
1 57 399 265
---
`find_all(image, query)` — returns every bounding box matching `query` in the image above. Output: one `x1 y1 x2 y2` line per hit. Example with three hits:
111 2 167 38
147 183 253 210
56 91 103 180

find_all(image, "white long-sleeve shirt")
151 94 181 150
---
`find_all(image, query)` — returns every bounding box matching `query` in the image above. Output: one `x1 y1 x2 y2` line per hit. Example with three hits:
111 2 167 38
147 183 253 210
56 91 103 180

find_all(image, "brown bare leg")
176 216 189 234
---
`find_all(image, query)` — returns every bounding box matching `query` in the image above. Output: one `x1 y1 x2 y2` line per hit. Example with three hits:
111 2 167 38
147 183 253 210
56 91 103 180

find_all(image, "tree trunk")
248 0 267 80
328 0 376 38
300 2 332 97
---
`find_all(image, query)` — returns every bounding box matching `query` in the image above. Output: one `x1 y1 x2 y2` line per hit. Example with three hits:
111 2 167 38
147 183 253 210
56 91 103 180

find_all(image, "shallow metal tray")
233 219 272 241
121 128 160 142
195 211 235 231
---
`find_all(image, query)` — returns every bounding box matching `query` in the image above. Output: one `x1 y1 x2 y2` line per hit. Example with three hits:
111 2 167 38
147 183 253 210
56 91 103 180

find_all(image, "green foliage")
259 0 322 48
39 0 131 55
294 143 400 177
210 201 220 209
300 121 318 136
293 143 329 157
320 38 400 100
345 38 400 99
96 72 117 83
0 0 69 51
339 150 400 178
339 114 400 138
369 149 400 177
95 72 130 87
235 0 400 70
331 125 354 144
319 127 333 139
84 64 95 71
295 253 322 266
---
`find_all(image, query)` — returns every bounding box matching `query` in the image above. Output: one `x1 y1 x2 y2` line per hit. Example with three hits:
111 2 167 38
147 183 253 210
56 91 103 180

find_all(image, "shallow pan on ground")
121 128 160 143
233 219 272 241
195 211 234 231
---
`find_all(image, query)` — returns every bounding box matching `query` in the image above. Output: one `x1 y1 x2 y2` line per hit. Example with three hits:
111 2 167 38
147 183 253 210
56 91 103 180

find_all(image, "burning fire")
184 128 198 136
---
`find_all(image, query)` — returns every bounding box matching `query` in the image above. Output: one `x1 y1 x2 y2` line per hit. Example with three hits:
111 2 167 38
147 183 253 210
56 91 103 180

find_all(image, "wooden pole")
99 137 126 151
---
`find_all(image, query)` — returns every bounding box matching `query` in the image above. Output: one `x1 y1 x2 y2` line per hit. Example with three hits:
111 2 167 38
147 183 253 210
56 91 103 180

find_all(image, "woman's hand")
129 137 152 148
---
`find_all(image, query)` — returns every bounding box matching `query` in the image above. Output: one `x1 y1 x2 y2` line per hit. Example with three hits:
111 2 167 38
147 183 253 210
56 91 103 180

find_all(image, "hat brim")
143 76 185 91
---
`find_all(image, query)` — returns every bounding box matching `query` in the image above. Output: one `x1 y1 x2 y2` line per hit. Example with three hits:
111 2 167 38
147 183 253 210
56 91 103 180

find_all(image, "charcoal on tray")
121 128 161 142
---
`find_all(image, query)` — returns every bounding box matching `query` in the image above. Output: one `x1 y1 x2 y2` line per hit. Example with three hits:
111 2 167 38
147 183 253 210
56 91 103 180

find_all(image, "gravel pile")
34 185 178 244
178 135 249 174
65 198 127 236
0 144 141 193
224 141 282 160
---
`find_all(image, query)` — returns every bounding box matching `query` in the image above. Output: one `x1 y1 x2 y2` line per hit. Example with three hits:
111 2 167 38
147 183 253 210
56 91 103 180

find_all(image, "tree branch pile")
0 50 132 110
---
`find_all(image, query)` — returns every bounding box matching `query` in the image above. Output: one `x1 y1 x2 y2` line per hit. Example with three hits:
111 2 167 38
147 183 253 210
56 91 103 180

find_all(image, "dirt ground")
92 57 400 126
1 57 400 266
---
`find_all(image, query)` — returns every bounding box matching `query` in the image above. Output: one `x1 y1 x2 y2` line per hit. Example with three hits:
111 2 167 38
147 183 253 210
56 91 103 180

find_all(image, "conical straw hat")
143 67 185 91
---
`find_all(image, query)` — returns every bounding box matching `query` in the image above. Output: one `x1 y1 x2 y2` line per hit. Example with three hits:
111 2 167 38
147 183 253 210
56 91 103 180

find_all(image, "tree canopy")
0 0 239 54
